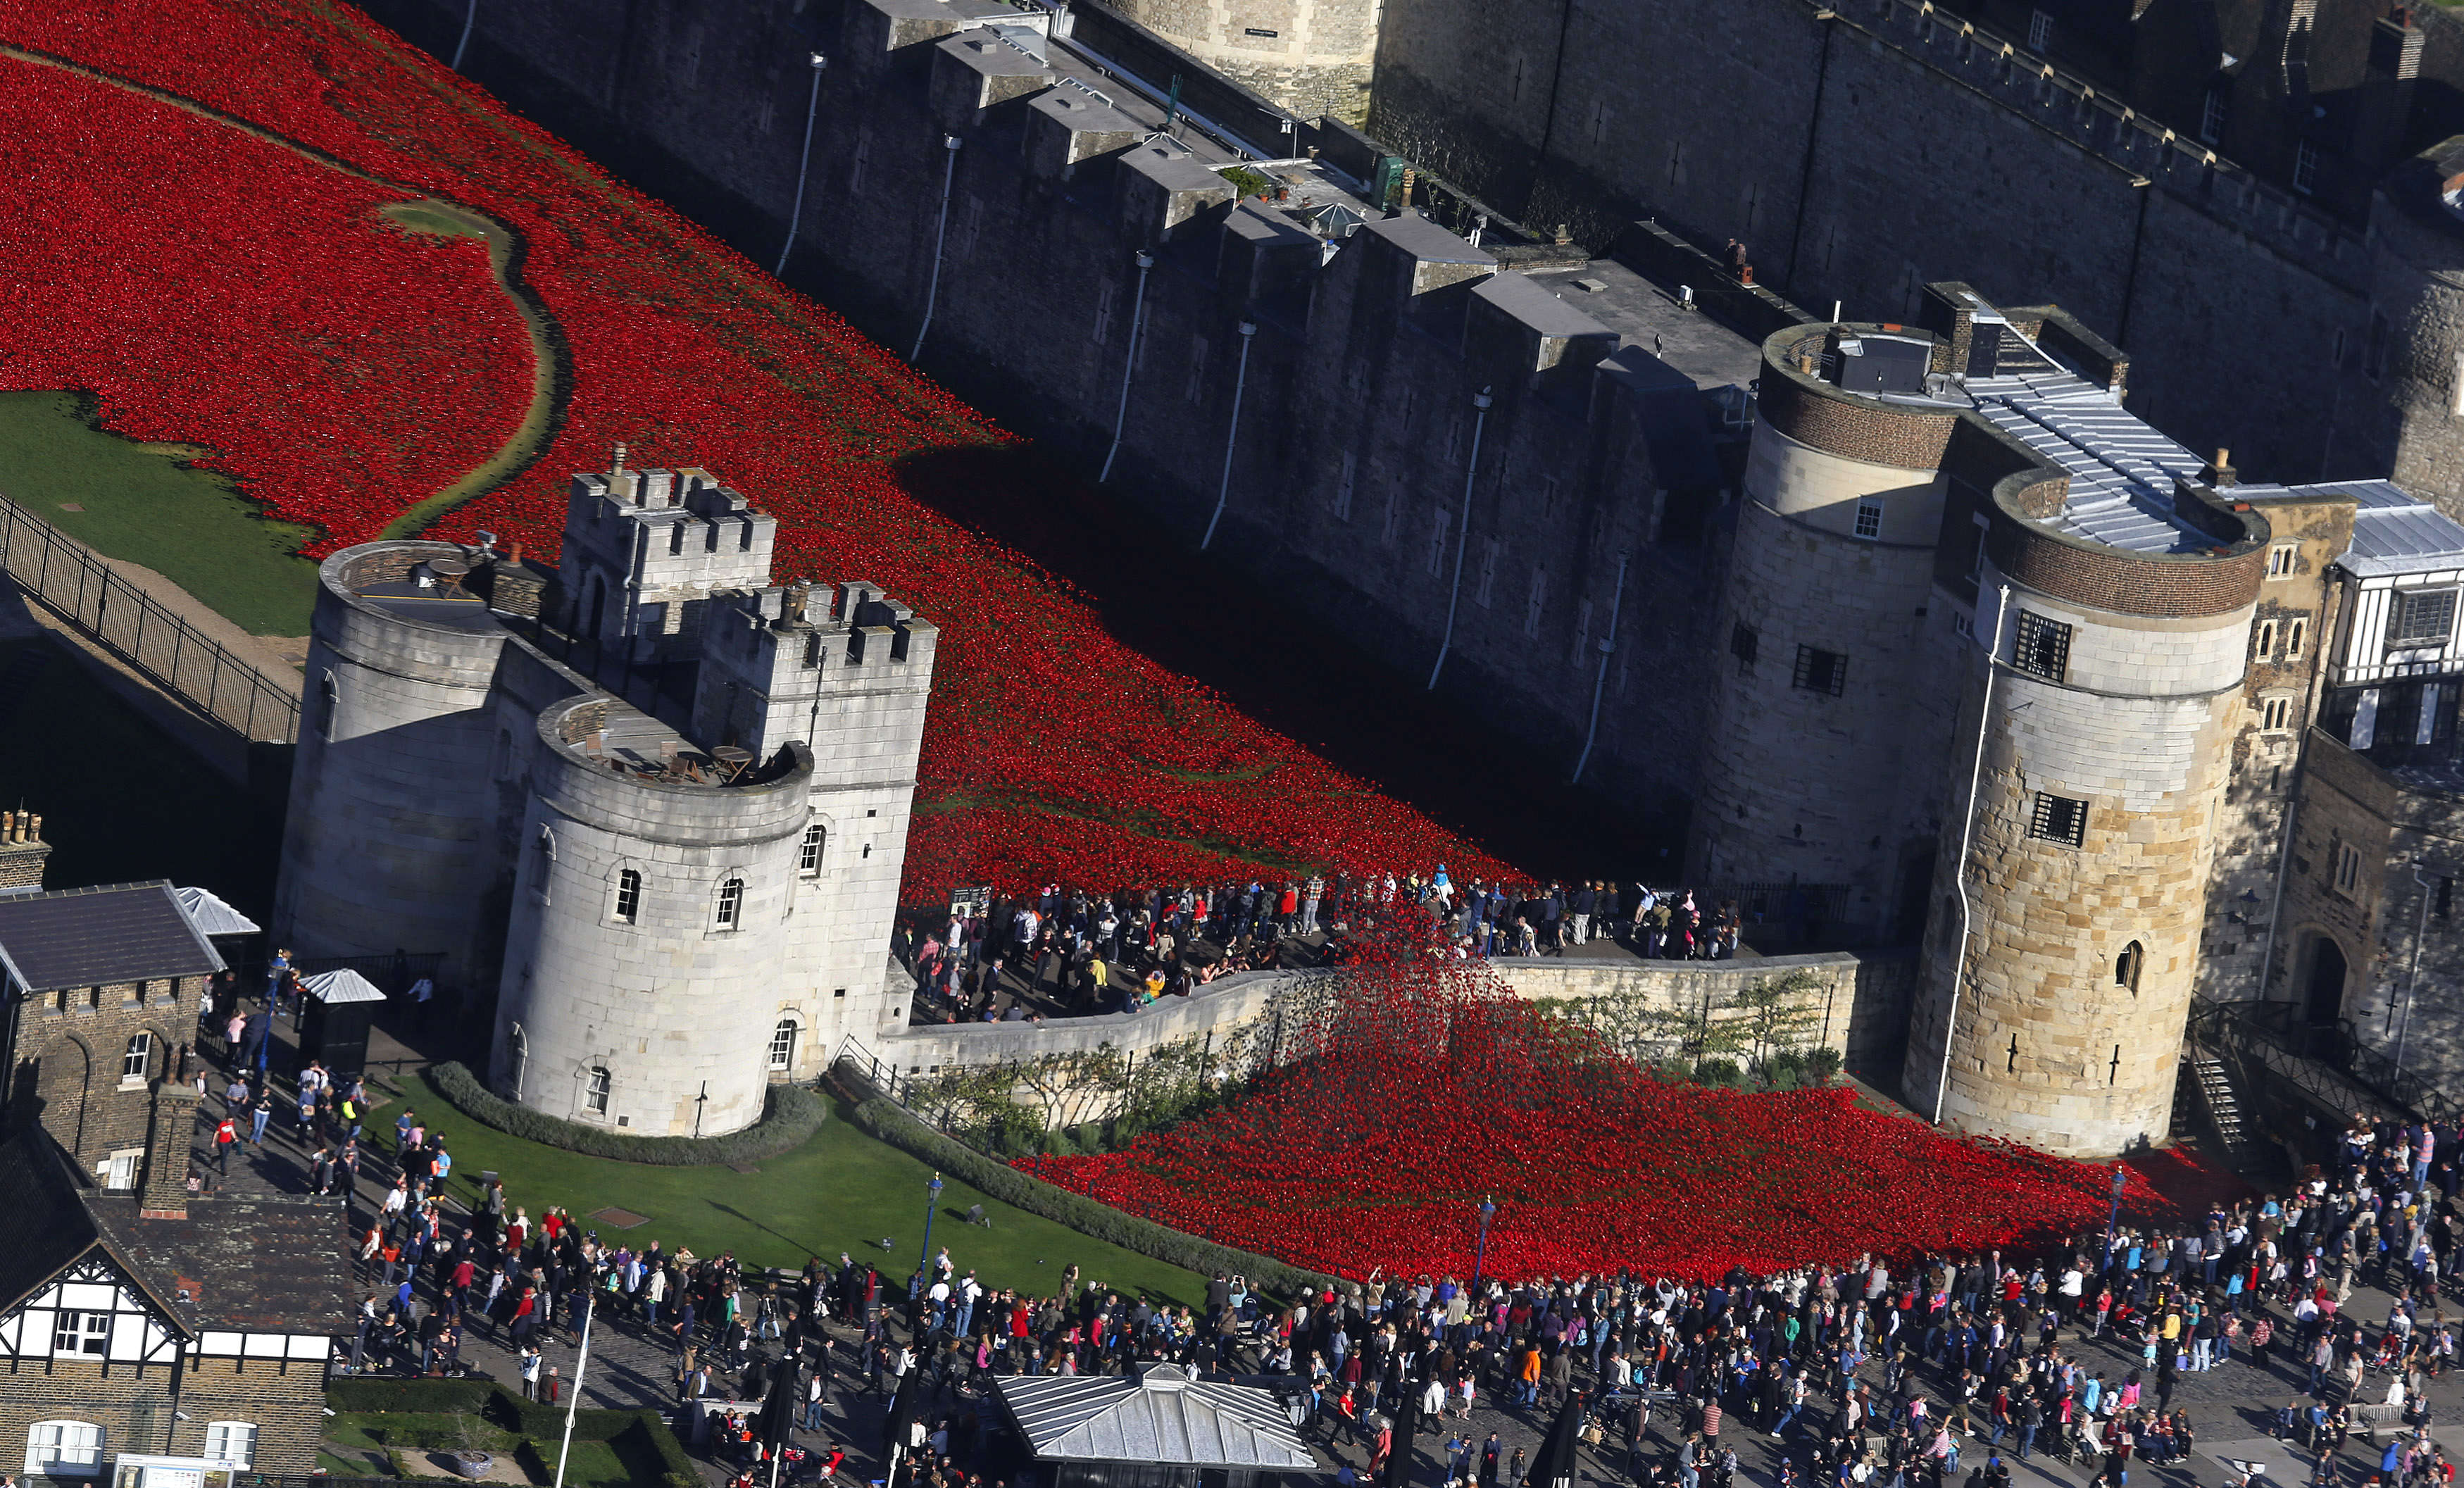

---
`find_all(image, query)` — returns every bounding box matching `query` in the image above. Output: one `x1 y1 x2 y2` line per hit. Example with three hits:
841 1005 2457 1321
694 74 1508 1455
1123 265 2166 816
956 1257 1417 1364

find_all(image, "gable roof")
0 881 225 993
994 1364 1318 1469
87 1193 349 1334
174 886 261 938
0 1132 191 1336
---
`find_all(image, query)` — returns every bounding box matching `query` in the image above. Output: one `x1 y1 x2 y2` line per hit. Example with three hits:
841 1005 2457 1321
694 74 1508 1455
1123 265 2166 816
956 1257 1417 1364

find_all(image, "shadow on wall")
889 442 1673 874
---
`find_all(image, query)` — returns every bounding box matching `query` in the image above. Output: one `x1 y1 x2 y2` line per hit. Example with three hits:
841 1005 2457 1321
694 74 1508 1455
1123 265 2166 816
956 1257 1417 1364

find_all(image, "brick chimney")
139 1081 197 1219
0 811 49 890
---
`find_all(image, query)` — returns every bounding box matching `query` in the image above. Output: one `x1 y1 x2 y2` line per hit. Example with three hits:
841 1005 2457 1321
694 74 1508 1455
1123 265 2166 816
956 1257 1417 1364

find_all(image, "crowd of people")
897 872 1781 1024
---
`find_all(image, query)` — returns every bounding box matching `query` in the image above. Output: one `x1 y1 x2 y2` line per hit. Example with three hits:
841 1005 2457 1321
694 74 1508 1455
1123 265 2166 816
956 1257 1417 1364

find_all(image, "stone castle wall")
1104 0 1380 121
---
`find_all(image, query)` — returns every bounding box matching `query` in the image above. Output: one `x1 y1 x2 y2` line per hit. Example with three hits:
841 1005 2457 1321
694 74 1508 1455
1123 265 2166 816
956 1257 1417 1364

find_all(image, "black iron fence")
2187 996 2459 1123
0 494 301 741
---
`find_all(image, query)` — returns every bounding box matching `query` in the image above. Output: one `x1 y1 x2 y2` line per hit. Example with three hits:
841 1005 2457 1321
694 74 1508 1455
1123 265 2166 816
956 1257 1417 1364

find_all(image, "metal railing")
2187 996 2459 1124
0 494 301 741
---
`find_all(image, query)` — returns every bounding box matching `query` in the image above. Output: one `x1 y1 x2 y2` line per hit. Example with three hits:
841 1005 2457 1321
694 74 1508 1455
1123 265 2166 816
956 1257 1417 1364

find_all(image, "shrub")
1694 1058 1743 1087
428 1061 826 1165
1805 1046 1844 1083
327 1377 501 1415
1762 1049 1806 1090
843 1088 1334 1303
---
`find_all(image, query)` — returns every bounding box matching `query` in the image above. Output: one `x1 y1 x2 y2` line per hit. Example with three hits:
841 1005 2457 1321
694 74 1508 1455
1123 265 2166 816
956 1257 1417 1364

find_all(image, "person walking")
212 1111 238 1175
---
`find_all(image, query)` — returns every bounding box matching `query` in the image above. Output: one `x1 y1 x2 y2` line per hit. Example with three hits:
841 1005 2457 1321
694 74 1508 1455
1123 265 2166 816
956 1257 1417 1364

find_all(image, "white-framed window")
2027 8 2053 49
611 868 642 924
2201 85 2227 144
2268 544 2298 577
105 1149 140 1192
2260 695 2294 732
768 1018 799 1073
25 1420 104 1476
585 1066 611 1115
50 1311 108 1357
1853 499 1884 540
2294 139 2319 195
204 1423 258 1469
2333 842 2363 898
120 1031 151 1084
713 877 745 930
799 823 826 877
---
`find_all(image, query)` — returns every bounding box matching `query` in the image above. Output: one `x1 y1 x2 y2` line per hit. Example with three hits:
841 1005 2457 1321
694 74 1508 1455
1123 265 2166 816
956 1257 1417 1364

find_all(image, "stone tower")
1687 321 1965 942
275 460 936 1137
1102 0 1380 121
2329 137 2464 514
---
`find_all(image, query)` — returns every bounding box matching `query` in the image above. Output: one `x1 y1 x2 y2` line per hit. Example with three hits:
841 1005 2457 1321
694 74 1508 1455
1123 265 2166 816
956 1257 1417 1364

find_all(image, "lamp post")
916 1172 944 1291
1470 1196 1497 1299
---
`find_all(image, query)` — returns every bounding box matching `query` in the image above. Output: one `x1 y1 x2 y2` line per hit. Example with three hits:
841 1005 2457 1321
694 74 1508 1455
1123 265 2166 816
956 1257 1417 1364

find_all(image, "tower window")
2028 792 2088 847
585 1066 611 1115
2332 842 2363 898
2260 695 2293 732
1792 644 1846 696
1853 498 1884 539
612 868 642 924
2268 544 2298 577
316 673 338 742
2254 620 2277 658
120 1032 151 1083
2027 8 2053 49
532 825 555 905
800 823 826 877
2013 611 2072 682
2287 617 2308 659
1731 623 1759 672
768 1018 799 1072
2115 940 2144 992
714 876 745 930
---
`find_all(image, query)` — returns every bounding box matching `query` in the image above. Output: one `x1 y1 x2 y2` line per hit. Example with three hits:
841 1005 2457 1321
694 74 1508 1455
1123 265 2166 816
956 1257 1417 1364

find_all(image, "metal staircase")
2176 1050 2266 1173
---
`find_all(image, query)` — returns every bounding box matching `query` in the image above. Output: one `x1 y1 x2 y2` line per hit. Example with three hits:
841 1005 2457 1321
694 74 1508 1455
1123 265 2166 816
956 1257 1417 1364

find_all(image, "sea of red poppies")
1015 925 2191 1283
0 0 1515 896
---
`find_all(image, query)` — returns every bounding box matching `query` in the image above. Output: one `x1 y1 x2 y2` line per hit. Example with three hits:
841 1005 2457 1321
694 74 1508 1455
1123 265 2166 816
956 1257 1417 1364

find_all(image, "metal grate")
1730 623 1758 670
2013 610 2072 681
2028 791 2088 846
1792 644 1846 696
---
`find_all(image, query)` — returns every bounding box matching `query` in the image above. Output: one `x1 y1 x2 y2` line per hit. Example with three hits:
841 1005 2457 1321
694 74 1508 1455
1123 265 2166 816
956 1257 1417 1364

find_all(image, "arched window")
768 1018 799 1072
713 877 744 930
24 1420 104 1476
2254 620 2277 660
315 673 338 742
120 1032 151 1084
532 825 556 905
2116 940 2144 994
611 868 642 924
585 1066 611 1115
799 823 826 877
2287 616 2308 659
204 1423 258 1469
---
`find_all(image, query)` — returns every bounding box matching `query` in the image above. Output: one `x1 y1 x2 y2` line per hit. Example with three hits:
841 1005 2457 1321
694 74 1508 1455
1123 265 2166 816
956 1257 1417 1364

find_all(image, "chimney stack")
2203 446 2238 487
139 1080 198 1219
0 810 51 890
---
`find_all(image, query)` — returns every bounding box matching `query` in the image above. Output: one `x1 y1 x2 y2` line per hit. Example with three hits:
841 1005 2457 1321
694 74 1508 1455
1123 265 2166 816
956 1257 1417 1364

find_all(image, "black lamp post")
1470 1196 1498 1299
918 1172 945 1290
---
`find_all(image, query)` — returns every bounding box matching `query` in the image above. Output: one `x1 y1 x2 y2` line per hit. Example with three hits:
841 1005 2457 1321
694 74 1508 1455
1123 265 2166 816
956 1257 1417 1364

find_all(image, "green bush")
621 1415 700 1488
1762 1049 1806 1090
1694 1058 1743 1087
844 1090 1335 1303
428 1061 826 1165
327 1377 501 1415
1806 1046 1843 1083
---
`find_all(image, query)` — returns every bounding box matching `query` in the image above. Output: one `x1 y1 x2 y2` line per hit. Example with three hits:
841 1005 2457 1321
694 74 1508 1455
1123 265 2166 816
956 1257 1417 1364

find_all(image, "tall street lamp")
2101 1163 2127 1270
1470 1196 1497 1299
917 1171 945 1294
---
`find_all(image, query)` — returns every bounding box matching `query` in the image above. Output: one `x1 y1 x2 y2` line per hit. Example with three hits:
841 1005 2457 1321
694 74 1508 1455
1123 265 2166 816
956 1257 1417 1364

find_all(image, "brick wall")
1757 353 1959 470
1988 522 2268 618
12 978 204 1182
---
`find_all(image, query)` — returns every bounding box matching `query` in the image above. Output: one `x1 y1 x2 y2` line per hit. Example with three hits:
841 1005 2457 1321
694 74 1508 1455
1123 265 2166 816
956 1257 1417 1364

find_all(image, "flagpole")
554 1294 594 1488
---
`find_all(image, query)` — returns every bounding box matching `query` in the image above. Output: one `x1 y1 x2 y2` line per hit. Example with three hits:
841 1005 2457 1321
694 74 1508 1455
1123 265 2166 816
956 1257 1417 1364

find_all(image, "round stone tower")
1106 0 1380 120
1901 471 2267 1155
2336 137 2464 510
275 540 511 991
1688 323 1963 942
493 696 815 1138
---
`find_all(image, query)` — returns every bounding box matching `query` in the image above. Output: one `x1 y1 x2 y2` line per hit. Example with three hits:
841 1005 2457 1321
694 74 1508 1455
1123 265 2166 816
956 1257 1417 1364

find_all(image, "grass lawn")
0 390 321 635
389 1072 1206 1308
326 1408 663 1488
0 636 280 918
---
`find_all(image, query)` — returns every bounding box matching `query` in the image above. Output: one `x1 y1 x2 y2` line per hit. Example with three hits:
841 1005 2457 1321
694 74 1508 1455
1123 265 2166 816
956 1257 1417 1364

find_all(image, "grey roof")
175 886 260 938
2250 479 2464 577
301 968 387 1005
1362 212 1494 266
1958 359 2211 555
995 1364 1318 1469
0 881 224 993
1472 272 1617 341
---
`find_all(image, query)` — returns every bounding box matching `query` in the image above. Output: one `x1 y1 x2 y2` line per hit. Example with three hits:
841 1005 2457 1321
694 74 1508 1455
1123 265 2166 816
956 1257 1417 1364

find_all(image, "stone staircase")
2175 1050 2266 1172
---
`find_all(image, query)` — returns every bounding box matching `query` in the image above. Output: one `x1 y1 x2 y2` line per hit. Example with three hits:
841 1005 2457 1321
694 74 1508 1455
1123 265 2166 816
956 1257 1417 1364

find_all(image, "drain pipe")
1569 550 1632 784
1098 249 1156 484
1934 583 2012 1126
1199 320 1259 549
909 135 964 363
451 0 477 69
775 53 830 277
1426 387 1494 691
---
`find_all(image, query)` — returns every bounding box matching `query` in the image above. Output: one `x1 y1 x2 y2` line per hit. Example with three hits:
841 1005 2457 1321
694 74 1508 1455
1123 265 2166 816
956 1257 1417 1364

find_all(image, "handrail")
2187 996 2455 1123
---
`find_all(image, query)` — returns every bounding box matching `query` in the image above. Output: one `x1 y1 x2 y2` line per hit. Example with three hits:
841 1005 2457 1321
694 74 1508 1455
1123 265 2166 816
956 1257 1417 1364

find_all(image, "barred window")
2013 611 2072 682
1853 499 1883 540
1791 644 1845 696
2390 589 2458 649
612 868 642 924
2028 792 2088 847
1731 623 1759 671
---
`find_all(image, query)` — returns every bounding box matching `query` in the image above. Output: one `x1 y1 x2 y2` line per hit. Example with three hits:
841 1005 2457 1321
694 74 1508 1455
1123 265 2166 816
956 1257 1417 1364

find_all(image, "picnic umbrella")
1382 1395 1420 1488
1532 1389 1587 1488
756 1354 800 1488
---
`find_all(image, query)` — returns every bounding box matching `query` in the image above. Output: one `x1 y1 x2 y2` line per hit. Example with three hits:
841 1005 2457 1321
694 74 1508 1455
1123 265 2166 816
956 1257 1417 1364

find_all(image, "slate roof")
0 1132 189 1332
88 1192 350 1333
995 1363 1318 1468
0 881 225 992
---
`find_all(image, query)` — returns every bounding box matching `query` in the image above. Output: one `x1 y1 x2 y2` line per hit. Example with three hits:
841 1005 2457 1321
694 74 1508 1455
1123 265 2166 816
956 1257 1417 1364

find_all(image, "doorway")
2303 935 2349 1025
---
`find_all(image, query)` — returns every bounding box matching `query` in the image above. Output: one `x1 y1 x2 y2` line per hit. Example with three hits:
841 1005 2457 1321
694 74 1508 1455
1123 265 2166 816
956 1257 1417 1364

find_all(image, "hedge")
326 1380 694 1488
428 1061 827 1165
327 1377 500 1415
844 1089 1338 1303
